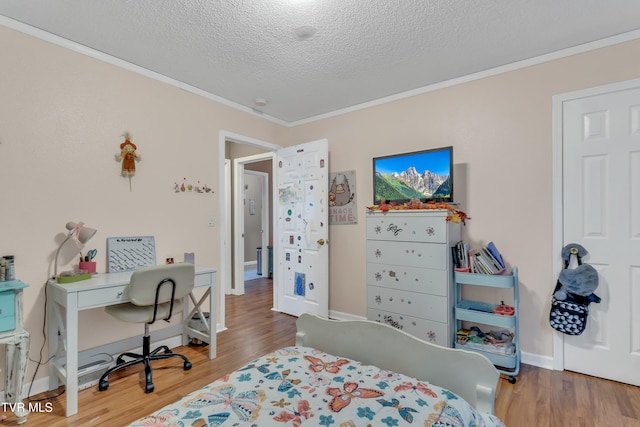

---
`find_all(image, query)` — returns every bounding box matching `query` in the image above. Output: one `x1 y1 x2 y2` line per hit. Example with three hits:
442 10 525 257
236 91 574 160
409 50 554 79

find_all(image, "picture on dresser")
373 146 453 204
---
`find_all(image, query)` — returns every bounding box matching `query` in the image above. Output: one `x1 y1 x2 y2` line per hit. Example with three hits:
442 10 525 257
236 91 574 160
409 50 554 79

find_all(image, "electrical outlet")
207 214 215 227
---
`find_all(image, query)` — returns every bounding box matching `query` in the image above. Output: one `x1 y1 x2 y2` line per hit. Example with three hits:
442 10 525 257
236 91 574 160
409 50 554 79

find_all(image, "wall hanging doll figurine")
115 132 141 191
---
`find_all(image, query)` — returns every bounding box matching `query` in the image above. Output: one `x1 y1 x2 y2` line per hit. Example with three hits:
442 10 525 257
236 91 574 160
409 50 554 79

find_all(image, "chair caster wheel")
98 380 109 391
184 361 192 370
145 383 155 393
508 376 517 384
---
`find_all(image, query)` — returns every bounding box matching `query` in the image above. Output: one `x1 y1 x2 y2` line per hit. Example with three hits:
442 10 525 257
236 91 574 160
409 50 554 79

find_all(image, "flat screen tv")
373 146 453 204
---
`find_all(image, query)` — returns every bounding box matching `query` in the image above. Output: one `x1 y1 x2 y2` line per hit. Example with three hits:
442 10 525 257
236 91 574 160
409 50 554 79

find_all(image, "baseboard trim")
328 310 366 321
521 351 554 370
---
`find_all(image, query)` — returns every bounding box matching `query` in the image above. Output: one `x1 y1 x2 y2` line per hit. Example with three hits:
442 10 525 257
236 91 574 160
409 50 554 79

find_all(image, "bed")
129 313 505 426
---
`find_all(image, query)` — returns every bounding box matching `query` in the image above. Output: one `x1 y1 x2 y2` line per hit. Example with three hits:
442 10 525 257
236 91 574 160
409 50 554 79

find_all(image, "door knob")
317 238 327 246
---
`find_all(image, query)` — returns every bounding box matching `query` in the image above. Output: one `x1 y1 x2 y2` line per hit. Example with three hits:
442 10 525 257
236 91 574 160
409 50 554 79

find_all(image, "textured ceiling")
2 0 640 124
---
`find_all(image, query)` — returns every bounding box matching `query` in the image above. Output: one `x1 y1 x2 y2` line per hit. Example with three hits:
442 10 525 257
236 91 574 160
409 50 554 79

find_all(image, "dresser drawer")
366 262 449 296
367 240 447 269
368 285 448 322
78 285 129 309
366 212 448 243
367 308 449 347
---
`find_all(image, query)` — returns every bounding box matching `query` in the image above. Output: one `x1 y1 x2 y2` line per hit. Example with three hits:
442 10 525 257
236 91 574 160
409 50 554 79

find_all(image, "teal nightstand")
0 280 27 332
0 280 30 424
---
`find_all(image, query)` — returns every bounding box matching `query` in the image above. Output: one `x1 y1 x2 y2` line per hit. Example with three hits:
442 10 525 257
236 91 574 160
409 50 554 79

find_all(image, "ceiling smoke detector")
254 98 268 107
294 26 317 41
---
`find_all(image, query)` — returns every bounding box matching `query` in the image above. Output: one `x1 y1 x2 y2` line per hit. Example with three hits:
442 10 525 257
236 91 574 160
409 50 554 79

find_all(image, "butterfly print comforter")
130 346 505 426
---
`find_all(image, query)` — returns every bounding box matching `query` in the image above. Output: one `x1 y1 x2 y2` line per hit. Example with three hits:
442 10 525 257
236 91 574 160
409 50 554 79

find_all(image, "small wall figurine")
115 132 141 191
173 177 214 194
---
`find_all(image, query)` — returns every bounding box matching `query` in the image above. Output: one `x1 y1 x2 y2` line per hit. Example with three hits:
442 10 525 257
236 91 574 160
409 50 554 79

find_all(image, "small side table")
0 280 29 424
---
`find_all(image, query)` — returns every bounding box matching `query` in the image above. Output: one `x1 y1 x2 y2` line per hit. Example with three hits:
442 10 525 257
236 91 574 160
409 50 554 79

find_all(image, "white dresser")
366 210 460 347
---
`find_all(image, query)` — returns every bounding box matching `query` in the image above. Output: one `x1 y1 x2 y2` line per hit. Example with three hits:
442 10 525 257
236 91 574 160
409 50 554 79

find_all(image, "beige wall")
2 20 640 384
282 38 640 358
0 25 282 367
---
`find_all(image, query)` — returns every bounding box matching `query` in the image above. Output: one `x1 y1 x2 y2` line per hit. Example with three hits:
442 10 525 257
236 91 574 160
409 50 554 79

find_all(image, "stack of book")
451 241 470 271
452 241 506 274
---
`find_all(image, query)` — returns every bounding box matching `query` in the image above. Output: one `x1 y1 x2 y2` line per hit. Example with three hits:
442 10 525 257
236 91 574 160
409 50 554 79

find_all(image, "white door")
276 139 329 317
562 84 640 386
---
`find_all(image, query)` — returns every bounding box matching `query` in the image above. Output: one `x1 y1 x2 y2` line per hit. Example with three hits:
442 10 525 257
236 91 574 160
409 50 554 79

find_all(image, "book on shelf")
486 241 505 269
471 250 490 274
469 255 483 274
453 241 506 274
451 241 470 271
472 248 505 274
481 248 505 272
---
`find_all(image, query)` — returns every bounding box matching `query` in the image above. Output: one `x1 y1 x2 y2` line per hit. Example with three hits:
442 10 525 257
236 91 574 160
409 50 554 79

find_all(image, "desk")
0 280 29 424
47 266 216 416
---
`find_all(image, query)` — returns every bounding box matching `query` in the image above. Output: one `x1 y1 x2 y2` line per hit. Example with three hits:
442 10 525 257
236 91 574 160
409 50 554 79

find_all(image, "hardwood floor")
12 278 640 426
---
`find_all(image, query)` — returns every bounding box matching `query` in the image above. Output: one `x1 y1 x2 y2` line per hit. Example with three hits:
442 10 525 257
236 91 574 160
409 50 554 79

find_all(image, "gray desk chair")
98 263 194 393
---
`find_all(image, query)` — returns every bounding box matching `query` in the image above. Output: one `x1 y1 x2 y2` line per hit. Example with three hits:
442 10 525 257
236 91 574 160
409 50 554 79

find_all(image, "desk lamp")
53 221 97 278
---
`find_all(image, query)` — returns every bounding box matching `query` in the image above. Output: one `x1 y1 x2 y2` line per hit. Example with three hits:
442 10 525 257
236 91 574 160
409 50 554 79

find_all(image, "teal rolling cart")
453 267 520 383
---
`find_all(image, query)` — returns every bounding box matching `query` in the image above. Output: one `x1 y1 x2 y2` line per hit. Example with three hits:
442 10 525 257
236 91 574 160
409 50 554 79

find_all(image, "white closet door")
562 84 640 386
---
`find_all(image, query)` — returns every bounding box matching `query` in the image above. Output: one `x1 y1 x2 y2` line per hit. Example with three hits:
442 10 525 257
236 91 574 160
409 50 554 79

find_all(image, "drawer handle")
116 291 124 297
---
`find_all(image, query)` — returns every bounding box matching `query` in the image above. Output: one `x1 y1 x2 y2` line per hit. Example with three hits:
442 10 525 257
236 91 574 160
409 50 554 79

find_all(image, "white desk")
47 266 217 416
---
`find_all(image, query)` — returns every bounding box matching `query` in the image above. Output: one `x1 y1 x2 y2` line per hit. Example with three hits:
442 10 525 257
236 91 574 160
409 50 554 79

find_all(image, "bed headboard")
295 313 499 414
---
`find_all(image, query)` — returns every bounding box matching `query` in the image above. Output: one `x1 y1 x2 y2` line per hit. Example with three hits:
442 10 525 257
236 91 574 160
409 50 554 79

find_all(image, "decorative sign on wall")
106 236 156 272
329 170 357 225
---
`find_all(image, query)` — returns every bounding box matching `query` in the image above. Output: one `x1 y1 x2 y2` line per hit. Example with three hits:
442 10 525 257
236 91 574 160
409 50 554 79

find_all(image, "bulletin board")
106 236 157 273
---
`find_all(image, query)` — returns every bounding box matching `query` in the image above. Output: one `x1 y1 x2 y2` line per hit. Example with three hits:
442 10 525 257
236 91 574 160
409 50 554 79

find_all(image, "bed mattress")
130 346 505 426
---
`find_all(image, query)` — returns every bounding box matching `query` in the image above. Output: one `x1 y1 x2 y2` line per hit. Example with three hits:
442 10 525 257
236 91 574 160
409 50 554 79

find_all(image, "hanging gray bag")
549 244 601 335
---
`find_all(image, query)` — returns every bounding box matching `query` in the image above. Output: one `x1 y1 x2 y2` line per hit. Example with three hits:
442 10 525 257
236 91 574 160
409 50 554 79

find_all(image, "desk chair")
98 263 194 393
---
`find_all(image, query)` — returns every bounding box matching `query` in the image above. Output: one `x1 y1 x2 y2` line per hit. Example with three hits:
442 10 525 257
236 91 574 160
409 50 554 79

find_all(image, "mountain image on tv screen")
373 148 452 203
375 168 450 202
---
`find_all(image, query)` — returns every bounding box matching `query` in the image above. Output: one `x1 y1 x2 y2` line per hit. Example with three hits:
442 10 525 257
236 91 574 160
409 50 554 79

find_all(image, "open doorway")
242 170 267 281
233 155 273 295
217 131 280 329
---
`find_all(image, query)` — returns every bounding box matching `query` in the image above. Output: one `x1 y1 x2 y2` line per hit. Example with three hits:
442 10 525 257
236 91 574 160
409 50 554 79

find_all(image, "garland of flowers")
367 199 470 225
